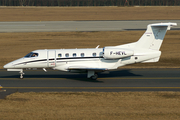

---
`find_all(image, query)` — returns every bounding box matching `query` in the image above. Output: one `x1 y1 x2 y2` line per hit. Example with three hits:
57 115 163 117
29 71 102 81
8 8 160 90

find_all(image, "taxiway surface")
0 20 180 32
0 69 180 93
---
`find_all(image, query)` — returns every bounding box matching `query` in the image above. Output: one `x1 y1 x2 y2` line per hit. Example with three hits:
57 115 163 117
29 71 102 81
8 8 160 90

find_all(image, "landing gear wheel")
20 74 23 79
90 74 98 80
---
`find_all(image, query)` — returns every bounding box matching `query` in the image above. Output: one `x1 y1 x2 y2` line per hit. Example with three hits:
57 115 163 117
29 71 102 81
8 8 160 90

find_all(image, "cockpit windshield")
24 52 38 57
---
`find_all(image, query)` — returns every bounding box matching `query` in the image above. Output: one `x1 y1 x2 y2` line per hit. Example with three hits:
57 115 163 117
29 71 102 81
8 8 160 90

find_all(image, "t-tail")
115 22 177 65
136 23 177 51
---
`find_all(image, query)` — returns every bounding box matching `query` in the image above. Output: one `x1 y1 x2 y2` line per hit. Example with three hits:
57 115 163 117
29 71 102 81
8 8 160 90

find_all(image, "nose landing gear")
19 70 24 79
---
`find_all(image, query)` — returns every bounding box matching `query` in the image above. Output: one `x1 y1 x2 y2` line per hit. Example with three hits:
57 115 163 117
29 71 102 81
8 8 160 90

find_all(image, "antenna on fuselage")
96 45 100 49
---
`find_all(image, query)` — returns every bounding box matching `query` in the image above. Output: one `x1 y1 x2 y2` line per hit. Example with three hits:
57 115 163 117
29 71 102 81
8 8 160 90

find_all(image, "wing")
68 66 108 72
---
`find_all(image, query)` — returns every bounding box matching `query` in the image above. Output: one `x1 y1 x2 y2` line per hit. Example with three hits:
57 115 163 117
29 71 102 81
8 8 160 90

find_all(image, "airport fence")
0 0 180 6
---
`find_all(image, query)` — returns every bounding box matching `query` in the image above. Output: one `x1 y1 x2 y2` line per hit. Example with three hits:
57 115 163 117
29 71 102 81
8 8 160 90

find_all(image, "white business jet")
4 23 177 80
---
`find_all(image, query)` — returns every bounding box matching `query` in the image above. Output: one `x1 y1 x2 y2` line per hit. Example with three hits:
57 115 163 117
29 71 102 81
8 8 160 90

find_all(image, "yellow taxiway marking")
1 77 180 80
99 77 180 80
3 87 180 89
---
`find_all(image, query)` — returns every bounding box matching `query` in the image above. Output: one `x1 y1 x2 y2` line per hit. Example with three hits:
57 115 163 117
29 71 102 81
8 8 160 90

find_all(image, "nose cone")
4 62 14 69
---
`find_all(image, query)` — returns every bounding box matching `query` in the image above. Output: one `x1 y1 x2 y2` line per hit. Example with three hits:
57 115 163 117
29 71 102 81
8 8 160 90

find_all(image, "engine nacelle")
103 47 134 59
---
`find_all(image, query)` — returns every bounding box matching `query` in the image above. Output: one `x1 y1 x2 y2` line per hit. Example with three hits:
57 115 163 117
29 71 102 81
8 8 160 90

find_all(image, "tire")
90 74 98 80
20 75 23 79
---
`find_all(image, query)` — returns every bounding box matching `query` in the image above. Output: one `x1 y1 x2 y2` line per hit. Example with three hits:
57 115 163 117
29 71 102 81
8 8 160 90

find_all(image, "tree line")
1 0 180 6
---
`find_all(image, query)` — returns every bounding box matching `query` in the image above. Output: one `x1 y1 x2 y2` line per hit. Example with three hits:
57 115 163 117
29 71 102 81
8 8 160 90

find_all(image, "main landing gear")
90 74 98 80
19 69 24 79
87 71 98 80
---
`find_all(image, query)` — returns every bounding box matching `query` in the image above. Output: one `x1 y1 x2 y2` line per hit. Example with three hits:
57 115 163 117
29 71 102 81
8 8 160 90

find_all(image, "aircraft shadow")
1 69 141 82
99 69 141 78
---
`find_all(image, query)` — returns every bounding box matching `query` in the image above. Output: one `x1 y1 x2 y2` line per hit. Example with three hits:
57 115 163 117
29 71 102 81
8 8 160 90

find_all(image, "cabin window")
65 53 69 57
81 53 84 57
58 54 62 57
92 53 96 57
24 52 38 57
73 53 76 57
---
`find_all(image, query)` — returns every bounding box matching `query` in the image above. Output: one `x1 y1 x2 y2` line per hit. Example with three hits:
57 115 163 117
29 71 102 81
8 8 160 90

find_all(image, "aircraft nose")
3 62 14 69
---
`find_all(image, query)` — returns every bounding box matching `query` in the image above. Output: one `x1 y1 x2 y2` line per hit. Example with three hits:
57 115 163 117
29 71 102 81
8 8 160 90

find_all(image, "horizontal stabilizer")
150 23 177 30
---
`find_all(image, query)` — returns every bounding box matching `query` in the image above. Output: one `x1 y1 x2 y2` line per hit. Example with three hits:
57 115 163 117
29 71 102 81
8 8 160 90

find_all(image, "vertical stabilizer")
136 23 177 51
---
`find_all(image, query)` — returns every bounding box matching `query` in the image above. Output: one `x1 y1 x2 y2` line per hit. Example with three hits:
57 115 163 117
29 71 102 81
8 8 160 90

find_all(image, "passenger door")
47 50 56 67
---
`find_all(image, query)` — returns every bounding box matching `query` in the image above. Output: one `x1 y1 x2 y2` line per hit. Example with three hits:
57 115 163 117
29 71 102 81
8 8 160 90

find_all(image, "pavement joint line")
3 87 180 89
